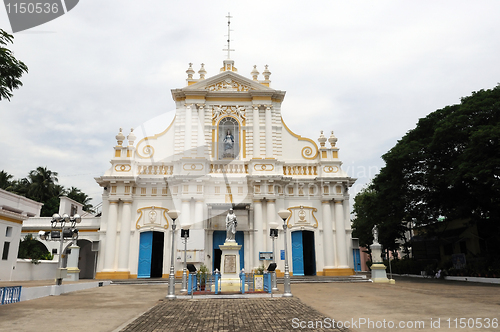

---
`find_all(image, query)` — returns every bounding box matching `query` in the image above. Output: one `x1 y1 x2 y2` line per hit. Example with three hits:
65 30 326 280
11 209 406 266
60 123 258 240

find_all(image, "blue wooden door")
213 231 244 271
236 231 244 270
291 231 304 276
138 232 153 278
353 248 361 272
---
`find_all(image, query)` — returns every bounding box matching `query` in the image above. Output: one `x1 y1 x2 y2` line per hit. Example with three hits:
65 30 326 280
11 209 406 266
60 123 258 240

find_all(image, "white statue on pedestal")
225 208 237 242
372 225 379 244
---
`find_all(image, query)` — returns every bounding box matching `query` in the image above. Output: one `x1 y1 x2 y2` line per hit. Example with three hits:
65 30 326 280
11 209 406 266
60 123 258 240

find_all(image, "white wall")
12 259 58 281
0 220 22 281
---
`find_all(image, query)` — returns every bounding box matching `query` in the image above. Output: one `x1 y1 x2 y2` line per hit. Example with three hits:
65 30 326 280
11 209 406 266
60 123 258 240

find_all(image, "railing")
240 272 272 294
137 165 174 175
187 273 221 295
210 162 248 174
283 165 317 176
263 273 272 293
0 286 22 305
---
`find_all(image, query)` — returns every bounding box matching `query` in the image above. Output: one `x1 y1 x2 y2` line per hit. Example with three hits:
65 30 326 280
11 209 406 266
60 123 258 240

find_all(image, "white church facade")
94 59 356 280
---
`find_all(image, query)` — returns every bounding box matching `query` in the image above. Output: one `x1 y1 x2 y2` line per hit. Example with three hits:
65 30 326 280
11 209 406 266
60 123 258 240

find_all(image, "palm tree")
26 167 59 203
0 170 14 190
66 186 94 213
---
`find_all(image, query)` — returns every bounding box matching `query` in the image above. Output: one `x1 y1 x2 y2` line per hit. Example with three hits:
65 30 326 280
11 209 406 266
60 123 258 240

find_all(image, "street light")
180 224 191 293
278 209 292 297
50 213 81 286
166 210 179 300
269 222 279 292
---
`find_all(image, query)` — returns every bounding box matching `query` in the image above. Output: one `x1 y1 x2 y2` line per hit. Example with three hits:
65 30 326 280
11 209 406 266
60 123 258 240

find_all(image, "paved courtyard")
1 277 499 332
120 297 347 332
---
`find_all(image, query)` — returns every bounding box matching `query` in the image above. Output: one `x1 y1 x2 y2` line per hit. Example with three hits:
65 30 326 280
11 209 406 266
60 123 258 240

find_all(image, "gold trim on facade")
136 116 176 159
281 117 319 160
135 206 170 230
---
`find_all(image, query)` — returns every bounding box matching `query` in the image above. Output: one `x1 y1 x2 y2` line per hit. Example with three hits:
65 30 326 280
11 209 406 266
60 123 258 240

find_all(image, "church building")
94 59 356 279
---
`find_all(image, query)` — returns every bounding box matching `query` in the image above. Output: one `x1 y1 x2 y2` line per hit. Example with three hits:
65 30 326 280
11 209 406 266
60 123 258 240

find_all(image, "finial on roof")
318 130 327 147
251 65 259 80
186 63 195 80
116 128 125 146
262 65 271 81
328 131 338 147
127 128 136 146
198 63 207 79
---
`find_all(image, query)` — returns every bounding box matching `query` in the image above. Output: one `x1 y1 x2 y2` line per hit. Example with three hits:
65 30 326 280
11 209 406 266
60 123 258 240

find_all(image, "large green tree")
3 167 94 216
0 29 28 101
352 85 500 250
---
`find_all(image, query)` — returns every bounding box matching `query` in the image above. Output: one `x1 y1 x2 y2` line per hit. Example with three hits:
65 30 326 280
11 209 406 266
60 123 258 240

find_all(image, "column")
334 200 348 268
197 105 205 155
103 200 118 271
266 199 276 256
117 201 132 271
253 106 260 158
194 200 204 226
181 199 191 228
65 243 80 281
322 200 335 268
184 104 192 152
265 105 273 157
253 200 263 268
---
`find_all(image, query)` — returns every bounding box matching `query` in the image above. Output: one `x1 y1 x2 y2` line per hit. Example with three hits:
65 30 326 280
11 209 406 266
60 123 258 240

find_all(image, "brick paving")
120 297 350 332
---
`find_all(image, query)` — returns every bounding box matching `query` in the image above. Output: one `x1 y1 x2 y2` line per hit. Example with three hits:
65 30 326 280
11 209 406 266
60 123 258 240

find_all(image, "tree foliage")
352 85 500 249
0 29 28 101
18 234 53 262
2 167 94 216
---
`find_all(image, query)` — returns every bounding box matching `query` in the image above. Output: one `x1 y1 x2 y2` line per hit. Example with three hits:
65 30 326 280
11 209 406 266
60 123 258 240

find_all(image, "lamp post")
166 210 180 300
50 213 81 286
278 210 292 297
269 222 279 292
180 224 191 293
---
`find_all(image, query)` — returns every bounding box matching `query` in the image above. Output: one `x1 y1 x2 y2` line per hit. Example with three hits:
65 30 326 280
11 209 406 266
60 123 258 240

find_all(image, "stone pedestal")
218 241 242 292
370 243 394 284
64 244 80 282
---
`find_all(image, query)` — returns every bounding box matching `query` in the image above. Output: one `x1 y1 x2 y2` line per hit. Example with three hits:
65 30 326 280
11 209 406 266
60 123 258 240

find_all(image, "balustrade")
282 165 317 176
137 165 174 175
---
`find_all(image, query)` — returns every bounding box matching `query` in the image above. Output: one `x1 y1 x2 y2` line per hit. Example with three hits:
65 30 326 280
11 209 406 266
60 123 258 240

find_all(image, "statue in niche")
223 129 235 156
225 208 237 242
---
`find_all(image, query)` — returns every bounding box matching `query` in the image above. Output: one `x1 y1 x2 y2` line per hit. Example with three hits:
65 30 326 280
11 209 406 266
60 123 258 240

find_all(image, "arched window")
218 116 239 159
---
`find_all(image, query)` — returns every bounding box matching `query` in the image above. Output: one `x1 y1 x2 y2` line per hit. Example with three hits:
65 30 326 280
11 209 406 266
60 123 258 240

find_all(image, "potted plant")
197 264 209 290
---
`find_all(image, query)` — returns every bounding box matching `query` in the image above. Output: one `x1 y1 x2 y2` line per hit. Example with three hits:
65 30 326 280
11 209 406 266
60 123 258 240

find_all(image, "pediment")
183 71 273 92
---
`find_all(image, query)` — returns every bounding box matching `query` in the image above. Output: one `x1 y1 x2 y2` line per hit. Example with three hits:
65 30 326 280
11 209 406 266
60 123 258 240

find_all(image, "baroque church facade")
94 59 356 279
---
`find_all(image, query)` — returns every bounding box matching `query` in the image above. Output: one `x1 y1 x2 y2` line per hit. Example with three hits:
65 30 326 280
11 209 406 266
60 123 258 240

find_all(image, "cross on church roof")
223 12 234 59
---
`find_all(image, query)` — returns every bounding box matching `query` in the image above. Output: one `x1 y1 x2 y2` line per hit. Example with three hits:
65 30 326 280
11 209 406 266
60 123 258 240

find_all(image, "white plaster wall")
0 220 22 281
12 259 58 281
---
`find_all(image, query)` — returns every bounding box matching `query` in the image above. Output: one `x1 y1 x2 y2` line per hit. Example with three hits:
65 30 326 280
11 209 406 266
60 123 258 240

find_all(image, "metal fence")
0 286 22 305
186 272 273 295
240 272 272 294
187 273 222 295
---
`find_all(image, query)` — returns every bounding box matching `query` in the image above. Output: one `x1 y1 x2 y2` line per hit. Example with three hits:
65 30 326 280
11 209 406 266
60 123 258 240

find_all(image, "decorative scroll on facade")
286 206 319 228
135 206 170 230
212 105 246 120
207 78 252 92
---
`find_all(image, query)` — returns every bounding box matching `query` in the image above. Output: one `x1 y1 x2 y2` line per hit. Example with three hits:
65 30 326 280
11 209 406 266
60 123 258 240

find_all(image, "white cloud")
1 0 500 207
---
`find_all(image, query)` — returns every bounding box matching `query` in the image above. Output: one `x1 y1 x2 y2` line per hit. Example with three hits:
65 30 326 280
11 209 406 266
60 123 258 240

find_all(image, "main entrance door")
291 230 316 276
213 231 244 272
138 231 164 278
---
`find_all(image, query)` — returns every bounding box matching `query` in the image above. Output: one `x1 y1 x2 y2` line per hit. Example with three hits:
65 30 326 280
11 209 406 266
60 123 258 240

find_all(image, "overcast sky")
1 1 500 211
